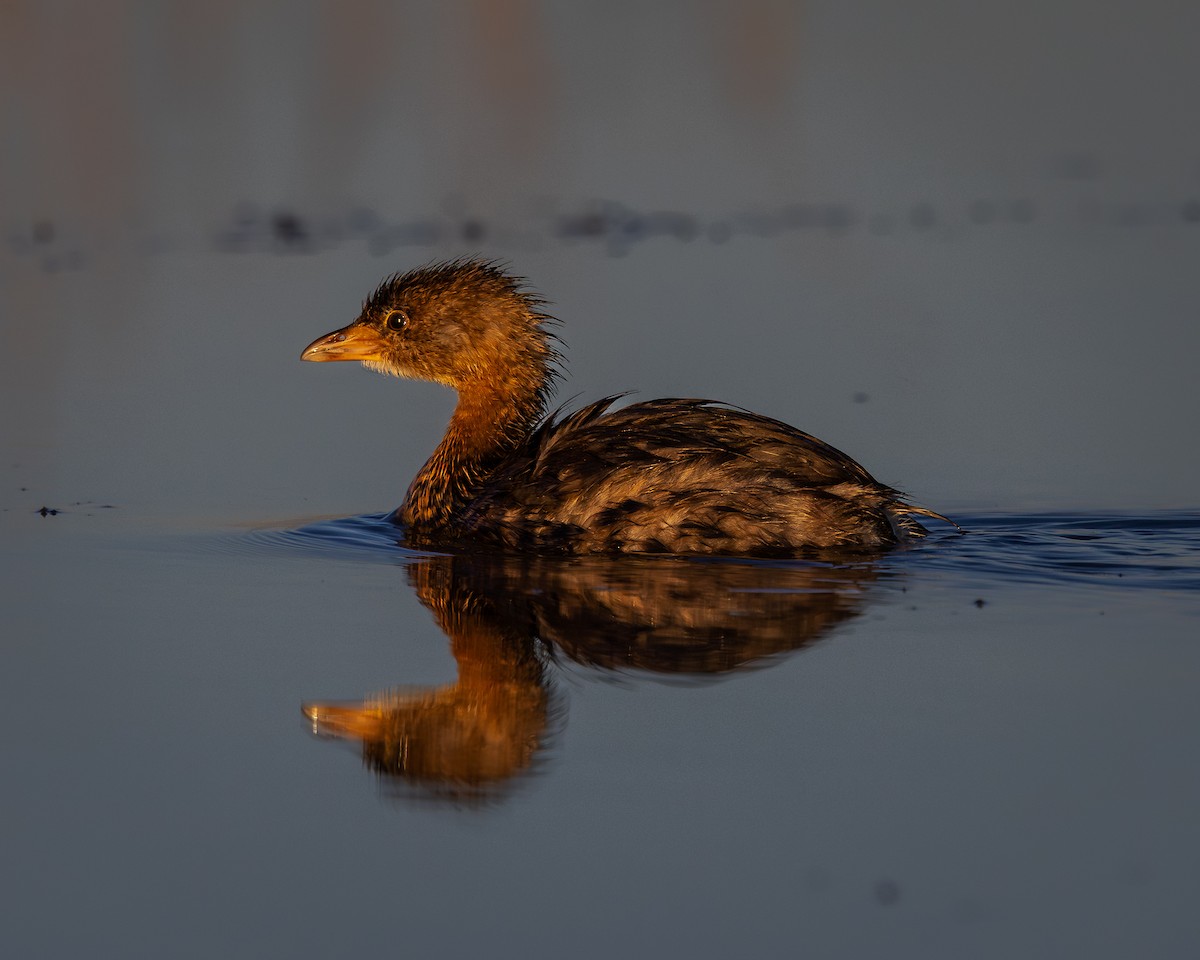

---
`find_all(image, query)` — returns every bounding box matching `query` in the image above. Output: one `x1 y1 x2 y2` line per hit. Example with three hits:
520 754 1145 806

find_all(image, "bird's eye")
385 310 408 332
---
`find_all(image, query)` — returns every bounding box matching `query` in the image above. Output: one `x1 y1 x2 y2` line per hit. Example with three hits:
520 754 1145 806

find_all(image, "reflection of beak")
300 322 387 362
303 701 388 739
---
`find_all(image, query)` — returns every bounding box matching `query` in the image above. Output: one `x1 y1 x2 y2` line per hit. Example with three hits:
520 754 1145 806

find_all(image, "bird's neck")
399 377 545 535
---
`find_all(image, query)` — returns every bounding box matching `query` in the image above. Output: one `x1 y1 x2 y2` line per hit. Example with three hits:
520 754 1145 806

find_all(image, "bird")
301 258 952 556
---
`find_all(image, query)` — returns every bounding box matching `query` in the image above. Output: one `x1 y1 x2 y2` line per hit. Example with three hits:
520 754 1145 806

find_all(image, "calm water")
5 493 1199 958
3 241 1199 960
5 4 1200 956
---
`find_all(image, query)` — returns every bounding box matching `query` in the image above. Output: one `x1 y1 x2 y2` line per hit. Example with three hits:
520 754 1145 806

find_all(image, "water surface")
4 4 1200 956
5 502 1197 958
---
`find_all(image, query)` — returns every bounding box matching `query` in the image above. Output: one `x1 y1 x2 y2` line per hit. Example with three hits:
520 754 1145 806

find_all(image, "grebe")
301 259 950 555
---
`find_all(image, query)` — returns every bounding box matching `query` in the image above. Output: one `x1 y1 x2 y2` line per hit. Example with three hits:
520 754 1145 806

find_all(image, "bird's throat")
399 380 543 534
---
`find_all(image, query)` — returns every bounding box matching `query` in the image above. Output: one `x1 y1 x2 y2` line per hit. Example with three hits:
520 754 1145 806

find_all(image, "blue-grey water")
6 503 1198 958
4 3 1200 958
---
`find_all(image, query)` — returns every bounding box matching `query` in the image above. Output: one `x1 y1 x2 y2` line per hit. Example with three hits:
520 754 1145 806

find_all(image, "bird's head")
301 258 560 395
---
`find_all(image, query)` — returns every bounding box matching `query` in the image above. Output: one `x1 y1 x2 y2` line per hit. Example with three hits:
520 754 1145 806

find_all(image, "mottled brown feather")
308 259 951 556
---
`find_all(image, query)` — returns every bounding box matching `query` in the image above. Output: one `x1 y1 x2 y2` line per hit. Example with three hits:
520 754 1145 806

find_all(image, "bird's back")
451 397 931 555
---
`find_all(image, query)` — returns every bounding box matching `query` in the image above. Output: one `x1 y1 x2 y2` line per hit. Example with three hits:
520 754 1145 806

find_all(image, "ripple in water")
211 510 1200 595
232 513 420 562
898 511 1200 592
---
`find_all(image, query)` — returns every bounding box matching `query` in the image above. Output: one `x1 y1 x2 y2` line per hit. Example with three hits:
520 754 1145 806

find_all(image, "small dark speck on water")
974 598 987 608
874 880 901 905
38 506 59 516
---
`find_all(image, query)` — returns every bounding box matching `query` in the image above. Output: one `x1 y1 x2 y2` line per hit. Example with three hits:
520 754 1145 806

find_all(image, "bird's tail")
888 502 964 541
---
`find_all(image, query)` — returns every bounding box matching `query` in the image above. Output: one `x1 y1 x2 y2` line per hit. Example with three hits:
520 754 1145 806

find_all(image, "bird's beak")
300 322 387 362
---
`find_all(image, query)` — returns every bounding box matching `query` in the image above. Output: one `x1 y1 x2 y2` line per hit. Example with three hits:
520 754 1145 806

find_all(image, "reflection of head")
306 557 552 799
307 679 548 797
306 551 887 798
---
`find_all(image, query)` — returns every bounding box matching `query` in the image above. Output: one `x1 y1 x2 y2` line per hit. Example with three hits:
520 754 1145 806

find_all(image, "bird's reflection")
304 551 888 800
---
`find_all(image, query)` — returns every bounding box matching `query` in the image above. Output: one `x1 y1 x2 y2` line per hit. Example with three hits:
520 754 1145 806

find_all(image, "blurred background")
3 0 1198 522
